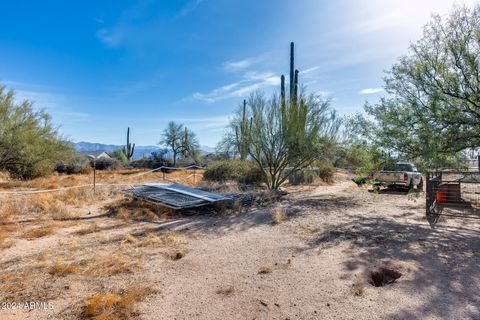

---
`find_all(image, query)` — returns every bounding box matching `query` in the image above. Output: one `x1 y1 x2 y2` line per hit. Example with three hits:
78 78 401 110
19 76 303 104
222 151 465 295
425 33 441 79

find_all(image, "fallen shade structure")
124 183 231 210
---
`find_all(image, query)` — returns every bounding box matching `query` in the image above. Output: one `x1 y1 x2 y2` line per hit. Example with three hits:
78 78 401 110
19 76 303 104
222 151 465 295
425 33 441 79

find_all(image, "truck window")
395 164 414 171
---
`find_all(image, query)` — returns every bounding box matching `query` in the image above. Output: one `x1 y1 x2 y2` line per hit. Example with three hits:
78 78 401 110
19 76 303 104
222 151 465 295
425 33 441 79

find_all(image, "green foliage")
203 160 263 184
288 169 318 185
112 149 129 164
219 43 341 190
317 161 335 183
0 86 74 179
356 5 480 170
56 153 91 174
94 158 121 170
121 127 135 161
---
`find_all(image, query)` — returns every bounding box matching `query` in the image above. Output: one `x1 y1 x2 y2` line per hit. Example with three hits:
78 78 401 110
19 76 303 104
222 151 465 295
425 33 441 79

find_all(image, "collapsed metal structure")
426 171 480 222
125 183 231 210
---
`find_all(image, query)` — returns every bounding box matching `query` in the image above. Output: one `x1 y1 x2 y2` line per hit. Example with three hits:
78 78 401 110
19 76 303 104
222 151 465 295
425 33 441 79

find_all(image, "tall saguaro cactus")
289 42 295 98
235 99 250 160
122 127 135 161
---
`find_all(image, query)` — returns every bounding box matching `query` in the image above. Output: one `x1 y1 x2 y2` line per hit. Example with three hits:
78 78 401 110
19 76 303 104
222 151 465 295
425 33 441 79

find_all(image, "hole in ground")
370 268 402 287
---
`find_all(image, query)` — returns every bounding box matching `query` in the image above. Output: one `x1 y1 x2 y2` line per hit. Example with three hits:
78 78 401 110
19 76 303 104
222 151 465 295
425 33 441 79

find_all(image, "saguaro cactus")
122 127 135 161
289 42 295 97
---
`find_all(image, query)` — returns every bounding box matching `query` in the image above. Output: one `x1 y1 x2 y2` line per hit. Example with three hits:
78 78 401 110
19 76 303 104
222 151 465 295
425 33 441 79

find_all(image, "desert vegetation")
1 3 480 320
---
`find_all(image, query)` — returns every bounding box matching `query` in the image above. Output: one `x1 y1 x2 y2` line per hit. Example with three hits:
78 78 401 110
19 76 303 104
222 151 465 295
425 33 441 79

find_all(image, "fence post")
93 159 96 194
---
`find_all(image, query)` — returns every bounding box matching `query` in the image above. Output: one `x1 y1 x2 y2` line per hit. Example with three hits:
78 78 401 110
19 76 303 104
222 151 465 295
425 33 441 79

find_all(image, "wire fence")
0 165 204 196
426 171 480 222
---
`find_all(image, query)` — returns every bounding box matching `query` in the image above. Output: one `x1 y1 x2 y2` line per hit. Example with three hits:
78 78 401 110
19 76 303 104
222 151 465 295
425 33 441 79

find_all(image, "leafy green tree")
0 86 74 179
357 5 480 169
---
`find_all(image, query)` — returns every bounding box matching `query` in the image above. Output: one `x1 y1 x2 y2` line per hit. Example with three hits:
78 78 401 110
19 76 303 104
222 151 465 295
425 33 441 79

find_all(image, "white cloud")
96 27 124 47
191 71 281 102
223 58 257 71
13 89 90 124
180 0 205 16
358 87 384 95
300 66 320 75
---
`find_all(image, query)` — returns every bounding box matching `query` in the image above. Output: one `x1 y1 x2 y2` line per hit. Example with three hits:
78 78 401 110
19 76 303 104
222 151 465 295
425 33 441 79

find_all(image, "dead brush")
0 200 22 222
74 222 99 236
109 199 166 222
27 193 70 219
125 231 180 247
22 223 56 239
215 285 235 296
48 260 79 277
81 283 159 320
0 224 18 248
89 250 142 276
351 279 365 296
271 205 285 224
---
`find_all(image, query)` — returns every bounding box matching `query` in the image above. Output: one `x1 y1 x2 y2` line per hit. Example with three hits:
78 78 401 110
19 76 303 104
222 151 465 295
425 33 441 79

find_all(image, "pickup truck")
372 162 423 190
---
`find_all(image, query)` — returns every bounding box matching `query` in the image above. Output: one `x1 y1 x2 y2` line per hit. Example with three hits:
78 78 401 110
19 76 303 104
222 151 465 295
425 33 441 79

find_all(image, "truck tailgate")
374 171 405 183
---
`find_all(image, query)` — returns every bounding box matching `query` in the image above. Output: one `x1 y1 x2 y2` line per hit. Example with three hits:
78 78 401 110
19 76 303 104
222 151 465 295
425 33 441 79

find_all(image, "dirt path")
1 181 479 319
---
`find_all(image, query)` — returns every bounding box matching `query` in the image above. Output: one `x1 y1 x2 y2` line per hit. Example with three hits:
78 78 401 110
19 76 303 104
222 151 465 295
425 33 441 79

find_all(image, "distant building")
87 152 112 160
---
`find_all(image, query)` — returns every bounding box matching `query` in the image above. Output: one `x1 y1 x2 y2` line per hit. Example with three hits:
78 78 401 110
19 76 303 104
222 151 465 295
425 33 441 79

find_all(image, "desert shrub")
94 158 121 170
203 160 263 184
55 153 91 174
318 161 335 183
288 169 319 185
0 86 74 179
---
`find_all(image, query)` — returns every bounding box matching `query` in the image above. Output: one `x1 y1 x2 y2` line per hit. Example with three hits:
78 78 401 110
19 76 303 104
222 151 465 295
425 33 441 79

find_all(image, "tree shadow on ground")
304 216 480 319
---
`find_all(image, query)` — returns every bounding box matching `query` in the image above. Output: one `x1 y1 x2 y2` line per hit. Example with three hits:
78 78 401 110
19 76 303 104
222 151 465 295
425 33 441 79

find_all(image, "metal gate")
426 171 480 223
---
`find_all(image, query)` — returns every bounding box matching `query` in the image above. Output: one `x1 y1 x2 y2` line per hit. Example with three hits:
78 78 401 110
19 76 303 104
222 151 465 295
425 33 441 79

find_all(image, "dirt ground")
0 171 479 320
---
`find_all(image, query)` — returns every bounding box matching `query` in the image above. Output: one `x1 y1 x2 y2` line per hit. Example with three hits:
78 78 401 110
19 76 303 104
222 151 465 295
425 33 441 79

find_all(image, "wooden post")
193 167 196 184
93 159 96 194
162 168 165 181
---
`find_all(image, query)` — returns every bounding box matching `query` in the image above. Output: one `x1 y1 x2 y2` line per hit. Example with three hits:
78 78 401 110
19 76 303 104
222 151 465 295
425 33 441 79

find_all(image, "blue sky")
1 0 478 147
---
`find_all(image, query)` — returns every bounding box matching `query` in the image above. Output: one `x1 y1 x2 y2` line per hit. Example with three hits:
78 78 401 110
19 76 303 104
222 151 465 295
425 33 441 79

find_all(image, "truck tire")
408 181 414 191
417 178 423 191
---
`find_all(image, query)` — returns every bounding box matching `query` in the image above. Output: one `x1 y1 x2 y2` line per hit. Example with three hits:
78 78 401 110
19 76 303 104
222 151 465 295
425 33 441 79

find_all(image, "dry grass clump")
81 283 159 320
74 223 100 236
89 250 142 276
351 280 365 296
0 200 22 222
27 193 71 219
215 285 235 296
108 199 169 222
271 205 285 224
48 260 79 276
258 259 292 275
22 223 56 239
0 224 18 248
123 231 180 248
258 267 273 274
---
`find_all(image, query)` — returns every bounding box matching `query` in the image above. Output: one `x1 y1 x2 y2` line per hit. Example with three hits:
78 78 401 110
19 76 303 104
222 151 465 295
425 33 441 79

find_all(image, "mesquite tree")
358 5 480 168
0 86 73 179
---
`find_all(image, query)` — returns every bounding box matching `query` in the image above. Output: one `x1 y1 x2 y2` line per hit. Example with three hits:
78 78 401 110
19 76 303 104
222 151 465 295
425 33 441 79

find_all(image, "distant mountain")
72 142 215 160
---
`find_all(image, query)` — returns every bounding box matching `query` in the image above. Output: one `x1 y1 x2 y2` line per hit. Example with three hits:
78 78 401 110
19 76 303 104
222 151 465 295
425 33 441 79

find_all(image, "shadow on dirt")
305 216 480 319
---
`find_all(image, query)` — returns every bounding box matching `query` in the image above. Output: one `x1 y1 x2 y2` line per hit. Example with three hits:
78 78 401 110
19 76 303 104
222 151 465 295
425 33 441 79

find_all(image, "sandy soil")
1 173 479 320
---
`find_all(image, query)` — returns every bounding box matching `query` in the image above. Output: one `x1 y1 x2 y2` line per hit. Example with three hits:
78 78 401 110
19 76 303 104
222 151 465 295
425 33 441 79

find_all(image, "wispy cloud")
13 88 90 124
300 66 320 75
191 71 280 102
223 57 258 71
358 87 384 95
96 27 124 48
179 0 205 16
